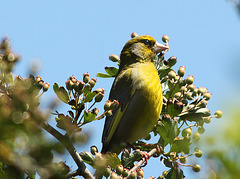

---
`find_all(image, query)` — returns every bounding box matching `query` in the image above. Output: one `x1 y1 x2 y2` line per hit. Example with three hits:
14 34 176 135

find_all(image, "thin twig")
30 110 94 179
126 148 160 178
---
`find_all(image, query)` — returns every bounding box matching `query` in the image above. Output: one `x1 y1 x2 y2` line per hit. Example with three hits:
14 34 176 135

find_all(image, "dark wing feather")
101 69 133 152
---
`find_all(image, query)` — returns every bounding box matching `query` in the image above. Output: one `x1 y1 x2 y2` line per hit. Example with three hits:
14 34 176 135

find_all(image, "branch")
30 110 94 179
126 147 162 178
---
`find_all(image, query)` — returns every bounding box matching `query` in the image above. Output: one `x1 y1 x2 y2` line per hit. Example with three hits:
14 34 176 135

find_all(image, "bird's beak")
153 41 169 54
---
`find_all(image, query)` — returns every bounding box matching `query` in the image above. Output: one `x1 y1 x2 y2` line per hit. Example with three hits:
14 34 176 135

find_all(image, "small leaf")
166 101 183 118
80 151 95 165
166 168 184 179
162 158 173 168
84 91 97 102
178 107 211 121
53 83 70 104
121 150 142 168
84 110 97 124
96 73 112 78
105 67 118 77
156 118 179 146
104 153 121 170
170 137 190 153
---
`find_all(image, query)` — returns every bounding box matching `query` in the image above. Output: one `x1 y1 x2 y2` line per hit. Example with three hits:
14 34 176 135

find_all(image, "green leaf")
84 91 97 102
178 107 211 121
166 101 183 118
96 73 112 78
166 168 184 179
170 137 190 153
162 158 173 168
105 67 118 77
104 153 121 170
84 110 97 124
80 151 94 165
156 118 179 146
53 83 70 104
121 150 142 168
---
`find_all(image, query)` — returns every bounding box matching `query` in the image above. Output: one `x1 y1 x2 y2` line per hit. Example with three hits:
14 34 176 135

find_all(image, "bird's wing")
102 68 134 151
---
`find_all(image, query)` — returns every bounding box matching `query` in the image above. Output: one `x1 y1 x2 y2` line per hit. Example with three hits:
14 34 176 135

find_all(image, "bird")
101 34 169 154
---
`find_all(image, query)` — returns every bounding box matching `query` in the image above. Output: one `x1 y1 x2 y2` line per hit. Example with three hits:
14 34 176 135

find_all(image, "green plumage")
101 35 168 154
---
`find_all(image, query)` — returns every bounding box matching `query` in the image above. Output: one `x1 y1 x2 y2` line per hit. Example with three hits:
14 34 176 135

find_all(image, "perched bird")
101 35 169 154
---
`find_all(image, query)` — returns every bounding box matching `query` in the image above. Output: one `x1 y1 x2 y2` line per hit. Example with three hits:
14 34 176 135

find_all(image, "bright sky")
1 1 240 178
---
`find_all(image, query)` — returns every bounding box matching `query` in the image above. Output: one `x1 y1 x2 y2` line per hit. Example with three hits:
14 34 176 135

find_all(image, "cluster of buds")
103 100 119 117
65 74 97 95
0 38 20 74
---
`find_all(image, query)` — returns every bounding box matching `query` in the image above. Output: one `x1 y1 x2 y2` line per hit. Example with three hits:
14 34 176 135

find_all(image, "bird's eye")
142 39 153 46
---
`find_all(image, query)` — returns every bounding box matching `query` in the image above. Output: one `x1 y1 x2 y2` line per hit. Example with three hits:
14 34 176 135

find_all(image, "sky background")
1 0 240 178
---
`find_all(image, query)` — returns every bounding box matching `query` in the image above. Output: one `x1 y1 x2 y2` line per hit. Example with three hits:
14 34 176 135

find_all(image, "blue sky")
1 1 240 178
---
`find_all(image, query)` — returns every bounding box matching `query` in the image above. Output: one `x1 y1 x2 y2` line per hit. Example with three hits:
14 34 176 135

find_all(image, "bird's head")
119 35 169 69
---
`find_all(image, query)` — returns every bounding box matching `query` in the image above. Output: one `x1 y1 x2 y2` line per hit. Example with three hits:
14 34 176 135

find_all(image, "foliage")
0 35 222 179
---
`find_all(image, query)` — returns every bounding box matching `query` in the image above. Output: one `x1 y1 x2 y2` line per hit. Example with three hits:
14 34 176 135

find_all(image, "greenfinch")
101 35 169 154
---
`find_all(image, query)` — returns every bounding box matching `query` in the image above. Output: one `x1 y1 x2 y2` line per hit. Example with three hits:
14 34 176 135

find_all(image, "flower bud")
78 81 85 91
167 56 177 67
70 76 77 83
90 145 98 155
193 132 200 141
195 150 203 158
89 78 97 88
162 35 169 43
192 88 198 97
204 117 211 124
122 168 129 177
192 164 201 172
104 100 112 111
116 165 123 175
168 71 176 80
186 92 193 100
95 92 104 103
95 88 105 94
179 157 187 164
83 73 90 83
182 128 192 137
2 39 10 49
7 53 15 62
35 76 42 82
131 32 138 38
203 92 212 100
43 82 50 92
137 169 144 177
65 80 74 90
198 126 205 134
110 172 118 179
175 75 180 81
198 87 207 95
214 110 223 119
180 86 187 93
187 84 195 91
178 66 186 77
110 100 119 110
109 54 120 62
129 171 137 179
186 75 194 85
174 92 182 98
105 110 113 117
103 166 111 178
92 108 99 116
